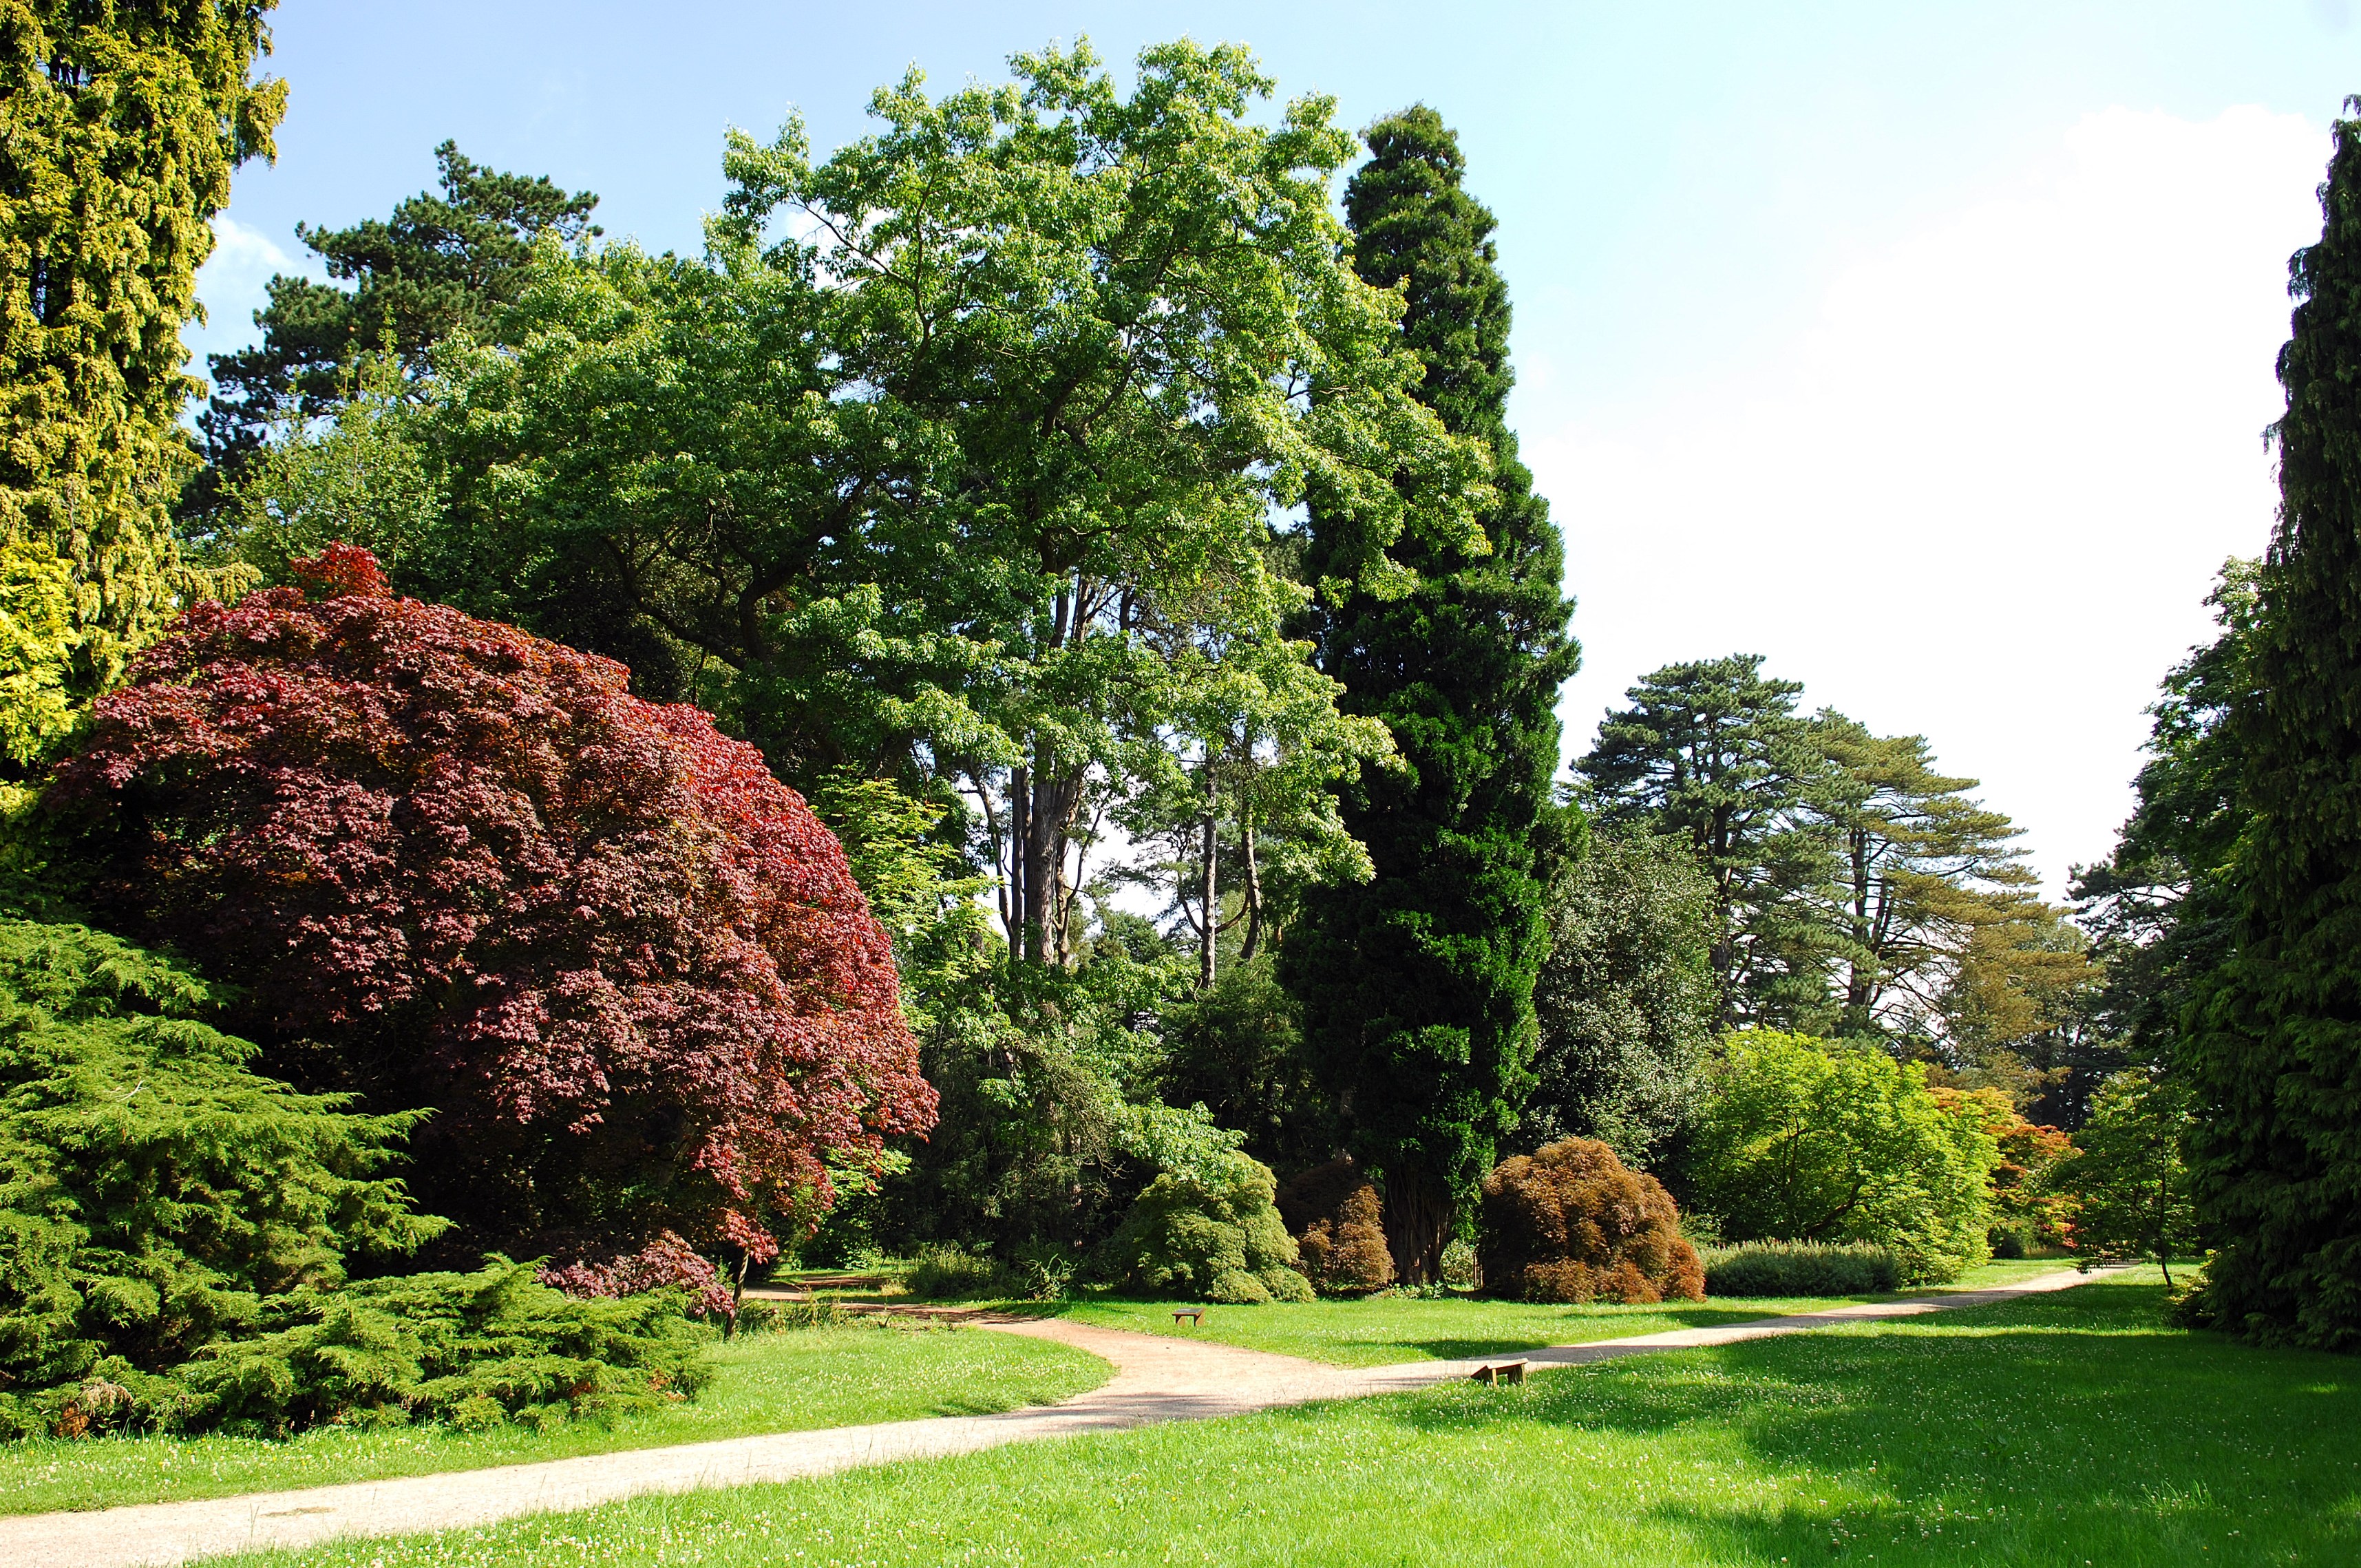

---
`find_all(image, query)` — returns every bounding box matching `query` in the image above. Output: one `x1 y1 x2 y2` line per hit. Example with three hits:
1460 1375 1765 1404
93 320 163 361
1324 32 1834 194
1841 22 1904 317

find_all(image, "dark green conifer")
2183 100 2361 1349
1282 107 1578 1282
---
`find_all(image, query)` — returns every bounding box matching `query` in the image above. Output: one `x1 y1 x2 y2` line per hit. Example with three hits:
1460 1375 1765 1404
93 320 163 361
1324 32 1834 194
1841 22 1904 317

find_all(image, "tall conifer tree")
0 1 285 706
2182 101 2361 1349
1284 108 1578 1282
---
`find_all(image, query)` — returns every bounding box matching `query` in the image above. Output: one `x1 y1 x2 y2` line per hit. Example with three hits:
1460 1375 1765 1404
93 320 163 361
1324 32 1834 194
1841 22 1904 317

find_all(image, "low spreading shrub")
1275 1156 1393 1295
0 920 715 1441
1098 1152 1313 1304
157 1260 710 1437
1479 1138 1704 1304
1700 1240 1901 1297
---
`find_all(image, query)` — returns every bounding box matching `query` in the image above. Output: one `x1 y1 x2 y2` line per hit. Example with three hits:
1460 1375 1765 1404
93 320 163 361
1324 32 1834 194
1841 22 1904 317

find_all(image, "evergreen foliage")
1477 1138 1703 1305
1285 106 1578 1283
1097 1151 1313 1304
0 0 284 706
1578 656 1836 1025
1526 831 1719 1167
2181 102 2361 1350
44 548 934 1280
193 142 598 510
1684 1030 1999 1284
1157 949 1331 1179
2069 561 2258 1123
0 915 444 1435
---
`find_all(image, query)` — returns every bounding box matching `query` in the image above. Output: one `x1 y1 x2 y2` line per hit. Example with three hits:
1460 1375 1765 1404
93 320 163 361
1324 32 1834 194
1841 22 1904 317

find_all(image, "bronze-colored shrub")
1479 1138 1704 1304
1276 1156 1394 1294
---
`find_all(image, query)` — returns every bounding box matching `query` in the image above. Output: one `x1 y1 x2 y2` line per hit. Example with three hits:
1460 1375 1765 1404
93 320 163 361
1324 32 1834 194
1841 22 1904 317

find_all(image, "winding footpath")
0 1265 2121 1568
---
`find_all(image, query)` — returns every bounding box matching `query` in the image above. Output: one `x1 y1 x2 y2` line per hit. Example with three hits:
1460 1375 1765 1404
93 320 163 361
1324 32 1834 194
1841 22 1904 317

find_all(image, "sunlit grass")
229 1271 2361 1567
1041 1258 2082 1367
0 1320 1109 1517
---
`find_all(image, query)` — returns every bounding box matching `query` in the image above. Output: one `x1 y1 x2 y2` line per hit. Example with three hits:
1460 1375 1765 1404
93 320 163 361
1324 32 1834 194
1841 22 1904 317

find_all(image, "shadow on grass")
1337 1280 2360 1565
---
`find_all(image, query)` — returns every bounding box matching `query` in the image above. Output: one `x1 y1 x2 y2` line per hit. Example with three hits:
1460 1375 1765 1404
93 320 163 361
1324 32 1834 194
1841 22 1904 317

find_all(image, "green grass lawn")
1044 1258 2082 1367
0 1320 1109 1518
227 1269 2361 1568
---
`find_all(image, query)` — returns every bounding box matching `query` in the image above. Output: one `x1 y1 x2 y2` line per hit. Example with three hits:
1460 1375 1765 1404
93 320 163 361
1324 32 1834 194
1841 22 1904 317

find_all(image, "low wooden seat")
1470 1359 1527 1386
1172 1309 1206 1326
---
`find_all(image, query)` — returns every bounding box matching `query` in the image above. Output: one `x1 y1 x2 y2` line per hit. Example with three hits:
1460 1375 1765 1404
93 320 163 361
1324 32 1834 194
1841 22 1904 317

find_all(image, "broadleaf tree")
1284 107 1579 1282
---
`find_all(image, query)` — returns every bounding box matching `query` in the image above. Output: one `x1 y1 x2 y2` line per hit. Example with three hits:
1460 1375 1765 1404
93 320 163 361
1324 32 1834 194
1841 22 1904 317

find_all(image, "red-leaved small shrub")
1277 1156 1394 1293
1479 1138 1704 1304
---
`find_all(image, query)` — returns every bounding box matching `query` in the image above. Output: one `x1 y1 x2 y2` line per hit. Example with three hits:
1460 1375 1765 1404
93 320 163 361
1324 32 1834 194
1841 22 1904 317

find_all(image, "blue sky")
193 1 2361 889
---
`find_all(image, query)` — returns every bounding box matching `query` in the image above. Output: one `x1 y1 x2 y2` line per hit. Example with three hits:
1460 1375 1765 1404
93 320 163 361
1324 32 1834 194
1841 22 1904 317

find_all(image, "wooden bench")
1172 1309 1206 1326
1469 1359 1527 1386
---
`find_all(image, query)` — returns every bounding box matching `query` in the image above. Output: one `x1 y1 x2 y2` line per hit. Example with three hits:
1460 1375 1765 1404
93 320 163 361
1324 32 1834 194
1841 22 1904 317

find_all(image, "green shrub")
902 1246 1015 1301
1686 1030 2000 1284
0 920 714 1441
1700 1240 1901 1297
1478 1138 1704 1304
0 920 439 1425
13 1259 710 1439
1099 1152 1313 1304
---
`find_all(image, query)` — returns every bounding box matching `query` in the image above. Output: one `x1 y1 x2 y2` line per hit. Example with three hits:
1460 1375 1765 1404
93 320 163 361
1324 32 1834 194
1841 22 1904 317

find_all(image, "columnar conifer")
2183 101 2361 1348
1284 108 1578 1282
0 1 286 698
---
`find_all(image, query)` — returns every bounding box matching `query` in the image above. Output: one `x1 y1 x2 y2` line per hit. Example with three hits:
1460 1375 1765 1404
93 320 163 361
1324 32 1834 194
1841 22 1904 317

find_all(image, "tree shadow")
1350 1281 2359 1562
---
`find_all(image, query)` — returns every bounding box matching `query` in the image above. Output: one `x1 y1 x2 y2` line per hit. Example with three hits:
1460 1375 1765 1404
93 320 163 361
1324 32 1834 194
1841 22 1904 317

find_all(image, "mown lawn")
229 1271 2361 1567
0 1320 1108 1518
1044 1258 2079 1367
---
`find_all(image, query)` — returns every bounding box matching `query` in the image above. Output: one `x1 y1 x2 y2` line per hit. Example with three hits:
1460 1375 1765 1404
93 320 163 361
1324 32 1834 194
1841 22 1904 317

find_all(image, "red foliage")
49 551 935 1273
1479 1138 1705 1304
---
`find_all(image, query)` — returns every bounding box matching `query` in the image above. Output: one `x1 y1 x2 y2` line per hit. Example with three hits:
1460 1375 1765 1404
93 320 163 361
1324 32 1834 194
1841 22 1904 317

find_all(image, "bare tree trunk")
1198 756 1218 991
1381 1166 1451 1286
1238 812 1263 963
1019 755 1087 966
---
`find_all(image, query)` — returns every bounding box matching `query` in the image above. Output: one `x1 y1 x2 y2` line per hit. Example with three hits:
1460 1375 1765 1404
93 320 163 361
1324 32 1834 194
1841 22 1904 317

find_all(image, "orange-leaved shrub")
1276 1156 1393 1294
1479 1138 1704 1304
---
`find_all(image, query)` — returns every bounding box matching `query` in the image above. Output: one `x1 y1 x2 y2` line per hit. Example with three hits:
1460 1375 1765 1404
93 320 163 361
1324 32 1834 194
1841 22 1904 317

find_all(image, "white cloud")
1533 105 2327 891
182 213 316 368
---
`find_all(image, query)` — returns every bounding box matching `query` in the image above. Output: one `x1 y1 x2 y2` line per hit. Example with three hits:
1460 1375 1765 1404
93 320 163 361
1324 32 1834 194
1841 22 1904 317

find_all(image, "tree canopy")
194 140 599 508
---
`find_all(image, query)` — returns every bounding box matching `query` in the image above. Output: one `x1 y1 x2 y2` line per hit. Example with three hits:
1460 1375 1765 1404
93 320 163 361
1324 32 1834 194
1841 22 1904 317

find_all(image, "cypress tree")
1282 108 1578 1282
2183 100 2361 1348
0 1 286 706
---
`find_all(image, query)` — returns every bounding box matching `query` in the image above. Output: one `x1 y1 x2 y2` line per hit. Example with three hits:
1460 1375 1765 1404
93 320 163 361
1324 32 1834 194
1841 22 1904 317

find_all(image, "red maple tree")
50 546 935 1292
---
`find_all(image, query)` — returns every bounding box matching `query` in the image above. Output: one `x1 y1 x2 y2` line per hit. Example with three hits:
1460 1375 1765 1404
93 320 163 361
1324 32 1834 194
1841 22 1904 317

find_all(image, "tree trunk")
1198 758 1218 990
1381 1165 1451 1286
1017 752 1087 966
1238 812 1264 962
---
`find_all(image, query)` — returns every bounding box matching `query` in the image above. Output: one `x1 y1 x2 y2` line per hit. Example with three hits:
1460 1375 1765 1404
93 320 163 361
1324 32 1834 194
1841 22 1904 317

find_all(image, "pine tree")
1283 107 1578 1282
193 140 598 505
0 1 285 706
2182 101 2361 1349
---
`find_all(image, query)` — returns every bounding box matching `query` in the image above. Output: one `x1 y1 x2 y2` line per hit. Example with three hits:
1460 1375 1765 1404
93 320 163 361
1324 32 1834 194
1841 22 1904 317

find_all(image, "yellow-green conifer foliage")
0 1 285 701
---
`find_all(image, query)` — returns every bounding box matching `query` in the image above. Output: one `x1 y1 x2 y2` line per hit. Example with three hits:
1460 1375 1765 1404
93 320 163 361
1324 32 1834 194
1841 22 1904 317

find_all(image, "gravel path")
0 1265 2121 1568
